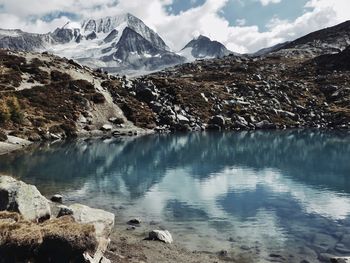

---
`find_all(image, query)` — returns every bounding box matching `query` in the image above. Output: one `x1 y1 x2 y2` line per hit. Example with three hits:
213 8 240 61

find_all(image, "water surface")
1 131 350 262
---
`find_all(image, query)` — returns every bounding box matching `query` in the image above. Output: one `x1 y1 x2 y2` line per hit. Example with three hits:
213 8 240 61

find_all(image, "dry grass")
0 211 97 262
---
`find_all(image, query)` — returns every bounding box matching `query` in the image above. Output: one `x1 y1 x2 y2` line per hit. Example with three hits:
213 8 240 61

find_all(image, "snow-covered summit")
0 13 183 74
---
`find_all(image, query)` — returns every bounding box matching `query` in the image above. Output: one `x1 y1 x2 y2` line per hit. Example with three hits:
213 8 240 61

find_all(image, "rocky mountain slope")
259 20 350 57
105 46 350 132
179 35 232 61
0 49 144 143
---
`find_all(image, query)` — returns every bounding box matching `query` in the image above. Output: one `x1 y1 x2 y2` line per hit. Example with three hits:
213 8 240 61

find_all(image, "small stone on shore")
148 230 173 244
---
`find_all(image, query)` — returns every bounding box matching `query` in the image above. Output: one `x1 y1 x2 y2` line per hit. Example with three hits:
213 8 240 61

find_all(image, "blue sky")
0 0 348 53
167 0 309 29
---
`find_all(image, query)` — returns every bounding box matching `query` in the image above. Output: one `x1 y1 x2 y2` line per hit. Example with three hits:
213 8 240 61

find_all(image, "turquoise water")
1 131 350 262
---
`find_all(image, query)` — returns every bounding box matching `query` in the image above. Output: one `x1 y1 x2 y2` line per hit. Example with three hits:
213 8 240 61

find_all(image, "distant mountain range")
0 13 234 74
1 14 350 74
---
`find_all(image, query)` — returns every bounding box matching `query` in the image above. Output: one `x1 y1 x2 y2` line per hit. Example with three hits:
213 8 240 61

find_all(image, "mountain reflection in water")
0 130 350 262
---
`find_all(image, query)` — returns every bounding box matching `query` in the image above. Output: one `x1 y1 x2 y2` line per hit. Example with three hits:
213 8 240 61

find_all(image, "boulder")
136 88 159 102
177 115 190 125
69 204 115 262
209 115 225 127
0 176 51 222
101 124 113 131
148 230 173 244
255 120 276 129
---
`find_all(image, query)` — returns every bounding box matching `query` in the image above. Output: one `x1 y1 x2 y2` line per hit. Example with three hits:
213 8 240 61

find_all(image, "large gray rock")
0 175 51 222
177 115 190 125
148 230 173 244
69 204 115 263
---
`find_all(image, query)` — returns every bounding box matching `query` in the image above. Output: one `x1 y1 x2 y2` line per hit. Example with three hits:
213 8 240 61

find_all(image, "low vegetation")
0 211 97 263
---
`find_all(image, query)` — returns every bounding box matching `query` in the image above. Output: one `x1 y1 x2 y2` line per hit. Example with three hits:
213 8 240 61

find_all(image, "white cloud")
0 0 349 53
259 0 281 6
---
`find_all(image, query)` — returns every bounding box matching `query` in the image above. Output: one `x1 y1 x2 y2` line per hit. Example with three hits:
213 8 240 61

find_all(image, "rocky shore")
0 175 233 263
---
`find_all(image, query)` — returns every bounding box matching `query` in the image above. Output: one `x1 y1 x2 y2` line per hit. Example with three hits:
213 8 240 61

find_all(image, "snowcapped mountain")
0 14 185 74
179 35 232 61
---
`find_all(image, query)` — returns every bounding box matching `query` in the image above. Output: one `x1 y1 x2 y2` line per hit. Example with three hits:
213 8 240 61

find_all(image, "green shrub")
0 101 11 124
0 96 24 124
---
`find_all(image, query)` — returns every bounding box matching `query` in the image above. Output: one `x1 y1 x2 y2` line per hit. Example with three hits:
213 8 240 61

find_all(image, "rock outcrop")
0 176 115 262
69 204 115 262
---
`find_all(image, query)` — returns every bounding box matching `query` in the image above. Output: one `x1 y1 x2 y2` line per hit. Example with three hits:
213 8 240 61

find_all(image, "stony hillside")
0 49 144 143
264 20 350 57
106 50 350 132
1 42 349 143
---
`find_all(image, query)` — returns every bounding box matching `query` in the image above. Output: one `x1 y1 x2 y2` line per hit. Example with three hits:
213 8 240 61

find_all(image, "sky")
0 0 349 53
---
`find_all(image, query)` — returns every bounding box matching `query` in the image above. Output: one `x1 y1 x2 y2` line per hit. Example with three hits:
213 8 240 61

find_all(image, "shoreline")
0 135 33 156
1 128 349 157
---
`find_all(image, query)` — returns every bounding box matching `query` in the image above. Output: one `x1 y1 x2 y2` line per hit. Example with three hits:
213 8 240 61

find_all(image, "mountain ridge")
0 14 233 74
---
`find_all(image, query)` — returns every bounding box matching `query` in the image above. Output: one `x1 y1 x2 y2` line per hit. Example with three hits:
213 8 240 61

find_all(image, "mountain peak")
180 35 232 61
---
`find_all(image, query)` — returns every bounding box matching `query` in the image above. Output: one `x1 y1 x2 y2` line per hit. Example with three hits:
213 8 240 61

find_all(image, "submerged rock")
0 175 51 222
148 230 173 244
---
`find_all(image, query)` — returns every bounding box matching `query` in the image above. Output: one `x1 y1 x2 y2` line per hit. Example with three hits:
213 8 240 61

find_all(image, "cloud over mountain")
0 0 349 53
